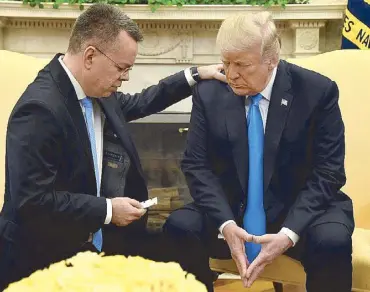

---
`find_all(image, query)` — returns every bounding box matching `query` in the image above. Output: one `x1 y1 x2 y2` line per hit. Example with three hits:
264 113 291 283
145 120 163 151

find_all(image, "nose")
227 64 240 81
119 71 129 82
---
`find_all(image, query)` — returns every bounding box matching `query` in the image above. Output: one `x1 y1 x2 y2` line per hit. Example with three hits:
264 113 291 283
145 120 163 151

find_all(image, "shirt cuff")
184 68 197 87
218 220 236 239
104 198 112 224
280 227 300 246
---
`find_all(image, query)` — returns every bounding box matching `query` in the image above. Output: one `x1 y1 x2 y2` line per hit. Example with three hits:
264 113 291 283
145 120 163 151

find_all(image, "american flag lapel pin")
281 98 288 106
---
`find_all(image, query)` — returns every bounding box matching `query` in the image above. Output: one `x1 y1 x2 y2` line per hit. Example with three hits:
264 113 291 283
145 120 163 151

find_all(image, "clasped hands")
222 222 293 288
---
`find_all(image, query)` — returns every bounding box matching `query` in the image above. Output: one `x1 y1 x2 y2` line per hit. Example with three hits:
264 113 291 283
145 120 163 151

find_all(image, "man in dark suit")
0 3 225 290
164 11 354 292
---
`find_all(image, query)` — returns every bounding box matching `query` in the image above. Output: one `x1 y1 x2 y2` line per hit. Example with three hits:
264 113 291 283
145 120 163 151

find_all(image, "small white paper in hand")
140 197 158 209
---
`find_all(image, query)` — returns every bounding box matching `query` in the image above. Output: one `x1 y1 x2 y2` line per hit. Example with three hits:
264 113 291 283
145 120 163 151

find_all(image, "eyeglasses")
93 46 132 76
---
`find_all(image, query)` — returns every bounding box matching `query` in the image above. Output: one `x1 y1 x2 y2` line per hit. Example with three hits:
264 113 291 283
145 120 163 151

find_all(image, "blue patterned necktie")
243 93 266 263
81 97 103 252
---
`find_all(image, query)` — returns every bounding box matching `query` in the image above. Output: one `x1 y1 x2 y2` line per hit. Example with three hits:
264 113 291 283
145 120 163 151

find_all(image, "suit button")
240 202 244 209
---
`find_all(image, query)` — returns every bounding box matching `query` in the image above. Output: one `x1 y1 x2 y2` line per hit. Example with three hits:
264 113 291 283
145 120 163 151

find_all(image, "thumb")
237 228 253 242
128 198 142 209
251 234 273 244
215 63 224 70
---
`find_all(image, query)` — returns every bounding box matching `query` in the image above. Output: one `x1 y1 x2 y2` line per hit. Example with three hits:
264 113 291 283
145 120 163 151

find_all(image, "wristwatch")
190 66 202 82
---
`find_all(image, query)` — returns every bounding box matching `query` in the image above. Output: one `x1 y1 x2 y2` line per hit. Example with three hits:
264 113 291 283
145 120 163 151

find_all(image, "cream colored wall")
0 2 347 112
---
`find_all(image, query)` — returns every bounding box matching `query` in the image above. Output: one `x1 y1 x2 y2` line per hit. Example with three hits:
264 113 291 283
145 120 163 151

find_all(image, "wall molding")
1 18 299 31
0 1 347 21
5 18 74 29
290 20 327 29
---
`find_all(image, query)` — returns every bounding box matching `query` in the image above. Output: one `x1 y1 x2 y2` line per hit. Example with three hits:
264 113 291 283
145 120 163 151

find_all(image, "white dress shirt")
219 67 300 246
59 56 196 225
59 56 112 224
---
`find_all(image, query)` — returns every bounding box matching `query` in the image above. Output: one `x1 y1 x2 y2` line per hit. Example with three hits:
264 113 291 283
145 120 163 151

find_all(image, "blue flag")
342 0 370 49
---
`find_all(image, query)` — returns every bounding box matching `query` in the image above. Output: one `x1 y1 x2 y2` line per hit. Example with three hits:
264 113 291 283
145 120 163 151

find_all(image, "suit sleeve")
116 71 192 122
7 102 106 236
282 81 346 235
181 85 235 229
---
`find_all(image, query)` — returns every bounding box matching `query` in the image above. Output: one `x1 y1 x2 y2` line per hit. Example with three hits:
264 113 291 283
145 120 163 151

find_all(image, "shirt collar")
58 55 86 101
260 66 277 101
247 66 277 101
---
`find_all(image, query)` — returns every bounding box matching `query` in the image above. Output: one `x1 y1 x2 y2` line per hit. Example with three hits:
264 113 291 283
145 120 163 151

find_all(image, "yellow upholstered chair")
210 50 370 291
0 50 49 208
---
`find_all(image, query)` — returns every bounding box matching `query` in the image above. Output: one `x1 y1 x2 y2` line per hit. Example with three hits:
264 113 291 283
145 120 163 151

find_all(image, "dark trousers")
163 203 353 292
103 228 183 263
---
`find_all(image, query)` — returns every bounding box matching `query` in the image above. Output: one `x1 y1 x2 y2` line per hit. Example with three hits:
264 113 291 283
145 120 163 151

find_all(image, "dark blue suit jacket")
0 53 192 284
181 60 354 236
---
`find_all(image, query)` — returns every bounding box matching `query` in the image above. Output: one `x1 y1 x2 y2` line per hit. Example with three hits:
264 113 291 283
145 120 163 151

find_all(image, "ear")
266 56 278 72
83 46 95 70
270 54 279 69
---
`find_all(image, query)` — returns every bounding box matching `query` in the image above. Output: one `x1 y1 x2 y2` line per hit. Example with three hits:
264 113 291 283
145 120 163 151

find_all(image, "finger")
251 234 272 244
215 63 224 70
246 253 265 279
237 229 253 242
231 254 243 278
139 208 147 216
214 72 227 83
240 253 250 287
242 273 248 288
245 253 250 267
123 215 135 224
247 264 266 288
233 256 243 277
132 207 146 218
233 252 247 279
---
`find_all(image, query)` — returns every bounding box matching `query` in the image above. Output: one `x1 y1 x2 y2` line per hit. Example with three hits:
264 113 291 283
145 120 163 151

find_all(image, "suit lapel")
225 87 249 196
98 98 145 178
263 61 294 193
49 54 96 188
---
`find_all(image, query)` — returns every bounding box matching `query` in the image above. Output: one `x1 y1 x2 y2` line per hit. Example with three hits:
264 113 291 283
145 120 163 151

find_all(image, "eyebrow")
221 60 251 64
114 63 133 71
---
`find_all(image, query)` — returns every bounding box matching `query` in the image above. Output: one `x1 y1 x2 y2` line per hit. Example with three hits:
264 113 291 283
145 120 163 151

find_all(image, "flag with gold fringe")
342 0 370 49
